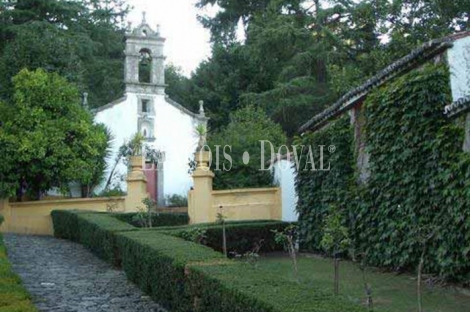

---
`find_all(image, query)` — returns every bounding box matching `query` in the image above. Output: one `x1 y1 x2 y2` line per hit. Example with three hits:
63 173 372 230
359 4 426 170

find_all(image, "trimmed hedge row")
158 222 290 254
116 231 227 311
116 230 366 312
51 210 137 266
187 262 366 312
0 234 37 312
52 213 366 312
113 212 189 228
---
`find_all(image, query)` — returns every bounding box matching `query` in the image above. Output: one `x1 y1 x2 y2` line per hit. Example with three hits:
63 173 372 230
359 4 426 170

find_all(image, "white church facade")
94 15 208 205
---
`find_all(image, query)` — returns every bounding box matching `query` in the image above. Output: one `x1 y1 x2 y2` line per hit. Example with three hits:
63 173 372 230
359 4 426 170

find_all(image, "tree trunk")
334 255 340 296
222 221 227 257
418 246 426 312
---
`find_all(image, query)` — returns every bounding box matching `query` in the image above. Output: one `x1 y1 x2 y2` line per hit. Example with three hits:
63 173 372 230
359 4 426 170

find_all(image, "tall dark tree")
0 0 129 107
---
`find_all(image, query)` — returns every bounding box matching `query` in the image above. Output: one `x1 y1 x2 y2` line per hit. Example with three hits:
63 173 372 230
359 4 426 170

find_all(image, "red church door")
143 163 158 202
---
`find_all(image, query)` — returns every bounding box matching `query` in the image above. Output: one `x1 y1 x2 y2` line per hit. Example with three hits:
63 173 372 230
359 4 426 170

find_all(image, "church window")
139 49 152 83
142 99 150 113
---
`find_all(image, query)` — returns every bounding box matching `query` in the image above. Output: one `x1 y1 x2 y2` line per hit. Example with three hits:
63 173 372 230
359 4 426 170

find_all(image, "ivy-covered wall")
295 64 470 281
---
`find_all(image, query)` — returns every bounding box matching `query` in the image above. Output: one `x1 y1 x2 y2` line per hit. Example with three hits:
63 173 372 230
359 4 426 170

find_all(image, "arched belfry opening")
124 11 166 93
139 48 152 83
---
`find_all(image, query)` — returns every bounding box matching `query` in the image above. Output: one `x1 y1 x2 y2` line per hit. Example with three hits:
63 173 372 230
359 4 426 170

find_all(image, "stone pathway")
4 234 166 312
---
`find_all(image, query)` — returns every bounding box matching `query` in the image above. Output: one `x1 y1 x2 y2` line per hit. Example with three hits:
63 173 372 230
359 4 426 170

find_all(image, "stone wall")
188 151 282 224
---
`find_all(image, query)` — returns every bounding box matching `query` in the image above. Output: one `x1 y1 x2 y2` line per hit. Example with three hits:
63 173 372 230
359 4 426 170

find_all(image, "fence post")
125 155 148 212
189 151 214 224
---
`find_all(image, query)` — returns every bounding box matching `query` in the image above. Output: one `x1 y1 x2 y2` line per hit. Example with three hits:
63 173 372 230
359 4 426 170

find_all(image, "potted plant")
194 124 210 167
128 133 145 170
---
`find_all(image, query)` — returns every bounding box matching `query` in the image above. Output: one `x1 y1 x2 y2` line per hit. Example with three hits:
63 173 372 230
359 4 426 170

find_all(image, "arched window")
139 49 152 83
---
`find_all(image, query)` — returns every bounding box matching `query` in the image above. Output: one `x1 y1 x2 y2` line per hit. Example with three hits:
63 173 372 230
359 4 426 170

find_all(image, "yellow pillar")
125 155 148 212
0 199 10 233
189 151 214 224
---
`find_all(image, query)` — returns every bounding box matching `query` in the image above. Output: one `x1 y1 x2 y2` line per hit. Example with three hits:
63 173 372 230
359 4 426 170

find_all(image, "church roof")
92 94 208 121
126 12 165 41
165 97 209 121
298 31 470 134
92 96 127 114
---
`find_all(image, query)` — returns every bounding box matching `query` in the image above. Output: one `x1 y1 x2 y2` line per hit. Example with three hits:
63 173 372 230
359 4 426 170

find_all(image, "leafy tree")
190 0 387 137
164 64 194 110
321 205 351 296
196 0 274 45
0 0 129 107
0 69 109 199
209 105 286 189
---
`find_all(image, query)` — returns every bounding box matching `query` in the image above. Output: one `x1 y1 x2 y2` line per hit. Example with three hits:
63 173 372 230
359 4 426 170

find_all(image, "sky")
126 0 217 76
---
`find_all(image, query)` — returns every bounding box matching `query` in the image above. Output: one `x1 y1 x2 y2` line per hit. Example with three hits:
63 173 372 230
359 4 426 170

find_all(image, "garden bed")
254 255 470 312
51 210 367 311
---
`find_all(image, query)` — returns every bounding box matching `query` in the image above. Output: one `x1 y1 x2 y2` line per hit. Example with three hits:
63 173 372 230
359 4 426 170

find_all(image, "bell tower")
124 12 166 94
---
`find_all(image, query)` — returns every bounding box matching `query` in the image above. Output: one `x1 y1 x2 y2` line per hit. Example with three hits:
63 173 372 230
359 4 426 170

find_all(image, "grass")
255 254 470 312
0 234 37 312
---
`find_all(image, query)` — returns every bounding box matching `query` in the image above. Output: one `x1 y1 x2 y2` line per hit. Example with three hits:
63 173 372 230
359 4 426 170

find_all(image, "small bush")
0 234 37 312
0 215 4 226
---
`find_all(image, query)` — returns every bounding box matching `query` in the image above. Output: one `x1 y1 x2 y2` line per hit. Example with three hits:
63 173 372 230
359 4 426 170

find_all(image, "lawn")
256 254 470 312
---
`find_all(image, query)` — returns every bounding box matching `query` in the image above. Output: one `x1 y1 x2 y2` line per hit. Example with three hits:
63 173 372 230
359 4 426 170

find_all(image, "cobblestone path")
4 234 166 312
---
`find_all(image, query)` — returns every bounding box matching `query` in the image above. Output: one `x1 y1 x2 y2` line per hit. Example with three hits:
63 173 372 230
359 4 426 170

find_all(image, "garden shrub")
116 230 366 312
187 262 367 312
115 231 226 312
76 213 137 266
54 213 367 312
0 234 37 312
295 63 470 280
51 210 137 266
169 222 291 254
51 210 87 241
0 214 4 226
113 212 189 228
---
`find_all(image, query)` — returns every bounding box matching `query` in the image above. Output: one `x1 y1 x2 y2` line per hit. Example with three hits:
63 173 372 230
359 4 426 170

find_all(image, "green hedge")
161 222 290 255
187 262 366 312
53 213 366 311
113 212 189 228
116 230 366 312
115 231 226 312
76 214 137 266
51 210 86 241
0 234 37 312
51 210 137 266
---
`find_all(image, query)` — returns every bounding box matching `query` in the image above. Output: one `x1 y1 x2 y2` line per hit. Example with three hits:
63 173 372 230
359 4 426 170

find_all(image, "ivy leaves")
296 63 470 280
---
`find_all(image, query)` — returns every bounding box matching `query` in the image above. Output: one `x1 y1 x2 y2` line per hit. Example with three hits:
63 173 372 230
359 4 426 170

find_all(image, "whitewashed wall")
273 159 298 222
94 93 200 198
448 36 470 101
